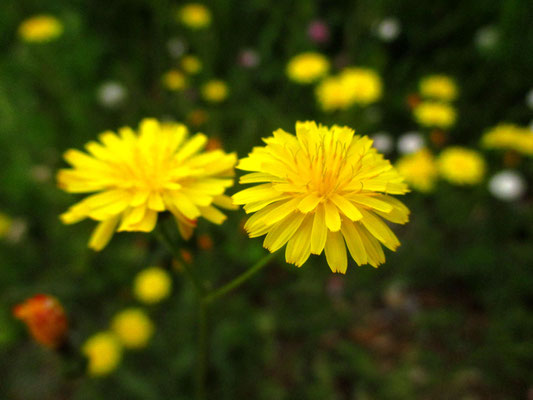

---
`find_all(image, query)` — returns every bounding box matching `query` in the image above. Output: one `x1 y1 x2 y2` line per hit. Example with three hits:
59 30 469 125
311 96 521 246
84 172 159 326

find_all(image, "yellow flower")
162 70 187 91
201 80 228 103
57 118 237 251
233 121 410 273
315 68 382 111
315 76 350 111
111 308 154 349
396 149 439 192
178 3 211 29
419 75 458 101
340 68 382 105
438 147 485 185
0 212 12 238
181 55 202 74
18 15 63 43
134 267 172 304
82 332 122 376
481 124 533 156
414 102 456 129
286 52 330 84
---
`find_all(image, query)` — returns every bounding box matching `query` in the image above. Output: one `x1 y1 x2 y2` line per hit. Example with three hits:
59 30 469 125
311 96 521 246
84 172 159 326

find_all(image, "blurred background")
1 0 532 399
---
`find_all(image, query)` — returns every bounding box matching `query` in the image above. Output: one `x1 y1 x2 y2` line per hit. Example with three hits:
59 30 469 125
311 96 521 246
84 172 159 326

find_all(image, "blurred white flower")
371 132 393 154
375 18 401 42
525 88 533 110
397 132 424 154
97 81 127 109
167 37 187 58
474 26 499 51
30 165 52 183
488 170 526 201
6 218 28 244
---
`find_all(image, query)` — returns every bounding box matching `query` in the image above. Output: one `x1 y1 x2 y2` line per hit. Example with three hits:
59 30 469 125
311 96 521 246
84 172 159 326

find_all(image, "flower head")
286 52 330 84
13 294 68 349
315 67 382 111
58 118 237 250
82 332 122 376
488 170 526 201
419 75 458 102
438 147 485 185
162 70 187 91
134 267 172 304
201 80 228 103
396 149 439 192
233 121 410 273
181 55 202 74
18 15 63 43
481 124 533 156
111 308 154 349
414 102 456 129
178 3 211 29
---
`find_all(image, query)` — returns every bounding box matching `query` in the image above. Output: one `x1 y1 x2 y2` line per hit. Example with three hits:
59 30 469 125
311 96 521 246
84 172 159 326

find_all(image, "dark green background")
1 0 532 399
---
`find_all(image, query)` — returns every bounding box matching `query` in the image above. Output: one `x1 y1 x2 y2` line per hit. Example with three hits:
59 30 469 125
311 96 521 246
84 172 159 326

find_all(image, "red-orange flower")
13 294 68 349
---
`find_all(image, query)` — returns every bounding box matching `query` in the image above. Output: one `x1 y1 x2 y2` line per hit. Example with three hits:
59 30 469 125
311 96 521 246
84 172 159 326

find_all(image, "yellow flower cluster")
58 118 237 250
419 75 458 102
414 102 456 129
437 147 485 185
18 15 63 43
396 149 439 192
233 121 409 273
481 123 533 156
286 52 330 84
178 3 211 29
316 68 382 111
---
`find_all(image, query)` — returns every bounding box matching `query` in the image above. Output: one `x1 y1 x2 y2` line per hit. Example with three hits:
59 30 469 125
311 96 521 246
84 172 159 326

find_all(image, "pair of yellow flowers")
58 119 410 274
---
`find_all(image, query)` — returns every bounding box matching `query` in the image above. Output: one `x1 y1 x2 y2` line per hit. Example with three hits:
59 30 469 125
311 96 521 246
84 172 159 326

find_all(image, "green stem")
196 301 208 400
202 252 276 305
155 227 206 295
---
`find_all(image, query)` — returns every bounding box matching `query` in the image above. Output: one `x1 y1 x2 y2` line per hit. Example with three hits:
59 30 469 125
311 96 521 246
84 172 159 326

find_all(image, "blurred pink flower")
307 20 330 44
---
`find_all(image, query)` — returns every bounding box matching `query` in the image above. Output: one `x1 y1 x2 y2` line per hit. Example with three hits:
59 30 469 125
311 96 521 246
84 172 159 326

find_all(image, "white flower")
375 18 401 42
97 81 127 108
488 170 526 201
371 132 393 154
166 37 187 58
397 132 424 154
474 26 499 50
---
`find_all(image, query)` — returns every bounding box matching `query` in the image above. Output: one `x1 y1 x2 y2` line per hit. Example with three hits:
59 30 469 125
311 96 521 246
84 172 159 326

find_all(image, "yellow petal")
263 212 305 252
89 216 120 251
330 194 363 221
198 205 226 225
285 216 313 266
324 200 341 231
297 194 321 213
310 204 327 255
324 230 348 273
340 220 367 266
359 209 400 251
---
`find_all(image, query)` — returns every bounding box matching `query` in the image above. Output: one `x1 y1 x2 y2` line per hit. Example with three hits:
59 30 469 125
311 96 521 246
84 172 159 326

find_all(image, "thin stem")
202 252 276 305
196 301 208 400
155 227 206 295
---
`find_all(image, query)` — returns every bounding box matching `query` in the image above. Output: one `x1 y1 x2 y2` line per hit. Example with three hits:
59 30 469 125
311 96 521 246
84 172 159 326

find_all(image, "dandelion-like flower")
181 55 202 74
233 121 410 273
134 267 172 304
82 332 122 376
419 75 458 102
162 70 187 91
111 308 154 349
396 148 438 192
286 52 330 84
481 123 533 156
178 3 211 29
58 118 237 251
438 147 485 185
414 101 456 129
18 15 63 43
201 80 228 103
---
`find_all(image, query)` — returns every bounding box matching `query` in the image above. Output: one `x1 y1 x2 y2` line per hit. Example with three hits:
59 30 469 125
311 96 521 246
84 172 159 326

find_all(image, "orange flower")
13 294 68 349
